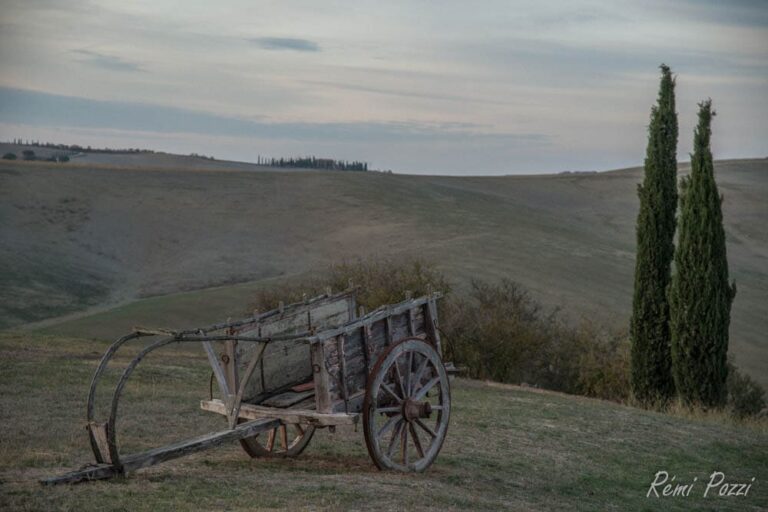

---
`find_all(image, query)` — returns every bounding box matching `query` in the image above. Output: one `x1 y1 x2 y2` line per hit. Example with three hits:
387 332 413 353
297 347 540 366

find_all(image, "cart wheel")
363 337 451 472
239 421 315 458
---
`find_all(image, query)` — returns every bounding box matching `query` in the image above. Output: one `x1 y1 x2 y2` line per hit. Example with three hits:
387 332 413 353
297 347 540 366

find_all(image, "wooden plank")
200 399 358 426
235 294 356 401
261 390 315 408
337 335 349 412
41 418 281 485
202 341 231 397
40 463 119 486
121 418 281 472
308 294 441 344
86 422 112 464
224 338 238 393
291 381 315 392
331 391 366 414
425 299 443 355
310 342 333 413
361 323 372 378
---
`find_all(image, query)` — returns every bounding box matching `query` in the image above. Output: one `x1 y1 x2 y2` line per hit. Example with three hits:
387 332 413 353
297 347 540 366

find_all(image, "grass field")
0 331 765 511
2 157 765 388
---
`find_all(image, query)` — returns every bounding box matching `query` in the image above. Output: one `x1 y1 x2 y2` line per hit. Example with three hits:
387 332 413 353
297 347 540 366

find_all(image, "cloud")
248 37 320 52
301 80 519 107
70 49 143 72
0 86 547 146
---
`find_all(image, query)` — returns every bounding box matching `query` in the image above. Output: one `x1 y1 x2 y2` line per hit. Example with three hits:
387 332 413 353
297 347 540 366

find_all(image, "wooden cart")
43 288 452 485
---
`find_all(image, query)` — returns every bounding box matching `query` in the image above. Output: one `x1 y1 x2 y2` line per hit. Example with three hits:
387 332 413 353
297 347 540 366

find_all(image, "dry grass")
1 331 766 511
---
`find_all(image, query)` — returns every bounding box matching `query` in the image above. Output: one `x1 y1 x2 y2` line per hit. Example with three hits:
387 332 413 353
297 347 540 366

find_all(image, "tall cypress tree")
669 100 736 407
630 64 678 405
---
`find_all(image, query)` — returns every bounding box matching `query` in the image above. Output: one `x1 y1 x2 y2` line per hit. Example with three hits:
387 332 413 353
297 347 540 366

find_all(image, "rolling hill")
1 157 766 387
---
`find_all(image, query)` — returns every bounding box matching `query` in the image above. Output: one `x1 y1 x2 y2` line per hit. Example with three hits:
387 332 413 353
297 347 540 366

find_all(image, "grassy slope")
0 331 765 511
3 158 765 388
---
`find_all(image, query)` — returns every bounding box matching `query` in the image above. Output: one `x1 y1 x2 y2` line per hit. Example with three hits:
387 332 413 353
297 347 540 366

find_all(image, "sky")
0 0 766 175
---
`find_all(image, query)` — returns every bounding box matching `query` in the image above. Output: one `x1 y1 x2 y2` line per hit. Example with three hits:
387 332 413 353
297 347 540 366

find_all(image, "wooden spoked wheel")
363 337 451 472
239 421 315 458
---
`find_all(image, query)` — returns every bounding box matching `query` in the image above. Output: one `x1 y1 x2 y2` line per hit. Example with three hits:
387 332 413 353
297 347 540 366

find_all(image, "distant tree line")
256 155 368 171
2 149 69 162
7 138 157 155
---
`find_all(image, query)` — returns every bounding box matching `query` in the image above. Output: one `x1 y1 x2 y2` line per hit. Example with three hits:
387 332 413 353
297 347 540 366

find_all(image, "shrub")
442 279 631 401
248 257 451 313
442 280 556 385
2 152 16 160
22 149 35 160
249 264 631 402
570 322 631 402
726 363 766 418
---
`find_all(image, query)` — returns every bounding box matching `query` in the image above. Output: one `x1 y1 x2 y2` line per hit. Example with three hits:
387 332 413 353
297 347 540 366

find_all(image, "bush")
2 152 16 160
442 279 630 401
726 363 766 418
22 149 35 160
569 322 631 401
442 280 556 384
248 258 451 313
249 264 631 402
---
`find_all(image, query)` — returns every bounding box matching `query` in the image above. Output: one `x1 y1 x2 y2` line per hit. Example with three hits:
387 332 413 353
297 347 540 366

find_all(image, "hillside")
0 331 765 511
0 142 304 172
1 158 766 388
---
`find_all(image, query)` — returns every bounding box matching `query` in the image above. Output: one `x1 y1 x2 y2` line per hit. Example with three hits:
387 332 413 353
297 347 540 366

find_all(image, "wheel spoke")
405 351 414 396
411 356 429 395
376 413 402 439
380 382 402 403
376 406 401 414
409 423 425 459
392 356 407 398
280 424 289 450
415 418 437 439
387 420 404 458
266 429 276 451
401 425 409 465
413 376 440 401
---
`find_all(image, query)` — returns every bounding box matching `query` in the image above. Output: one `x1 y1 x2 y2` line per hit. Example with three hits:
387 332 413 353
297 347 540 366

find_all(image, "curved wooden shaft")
101 332 304 469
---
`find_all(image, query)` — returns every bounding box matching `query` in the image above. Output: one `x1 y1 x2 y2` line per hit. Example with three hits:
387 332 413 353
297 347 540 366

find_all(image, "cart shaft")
41 417 281 485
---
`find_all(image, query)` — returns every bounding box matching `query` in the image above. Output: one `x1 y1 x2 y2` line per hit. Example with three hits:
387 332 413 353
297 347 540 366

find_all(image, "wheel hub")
402 398 432 421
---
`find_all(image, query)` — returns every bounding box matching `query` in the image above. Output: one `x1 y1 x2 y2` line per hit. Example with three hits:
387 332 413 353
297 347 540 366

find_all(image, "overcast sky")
0 0 766 174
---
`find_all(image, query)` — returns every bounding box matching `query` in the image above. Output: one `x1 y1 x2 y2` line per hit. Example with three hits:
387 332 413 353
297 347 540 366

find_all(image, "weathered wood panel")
235 294 355 402
323 303 428 412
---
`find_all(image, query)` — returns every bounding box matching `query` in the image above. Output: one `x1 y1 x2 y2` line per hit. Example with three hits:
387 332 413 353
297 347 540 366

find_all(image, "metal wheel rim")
363 338 451 472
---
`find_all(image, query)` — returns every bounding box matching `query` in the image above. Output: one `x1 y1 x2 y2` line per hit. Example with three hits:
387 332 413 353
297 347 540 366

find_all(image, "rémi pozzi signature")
647 471 756 498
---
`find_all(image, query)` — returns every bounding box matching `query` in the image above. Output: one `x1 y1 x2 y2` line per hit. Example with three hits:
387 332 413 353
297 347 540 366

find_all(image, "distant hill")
0 143 367 172
1 157 765 387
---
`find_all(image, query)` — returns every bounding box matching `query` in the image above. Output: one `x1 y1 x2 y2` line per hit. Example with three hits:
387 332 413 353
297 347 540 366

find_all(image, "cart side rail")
86 288 356 436
310 293 442 414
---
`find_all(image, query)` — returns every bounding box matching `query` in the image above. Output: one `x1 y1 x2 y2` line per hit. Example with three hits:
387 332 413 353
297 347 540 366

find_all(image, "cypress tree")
669 100 736 407
630 64 678 405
